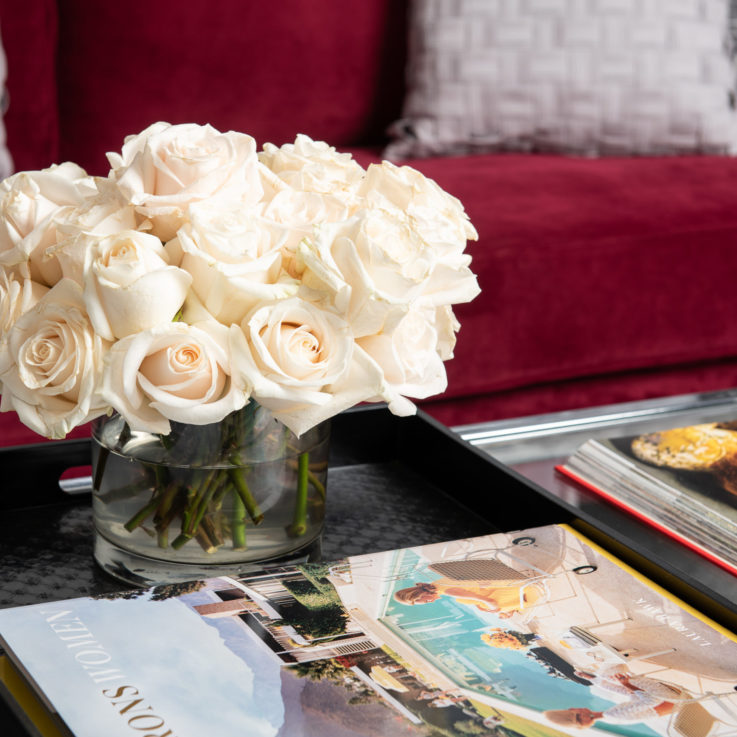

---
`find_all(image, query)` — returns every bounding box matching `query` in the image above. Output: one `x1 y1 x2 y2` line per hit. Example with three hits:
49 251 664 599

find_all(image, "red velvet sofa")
2 0 737 445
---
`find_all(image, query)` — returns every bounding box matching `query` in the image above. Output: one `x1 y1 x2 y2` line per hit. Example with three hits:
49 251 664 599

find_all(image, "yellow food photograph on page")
631 422 737 496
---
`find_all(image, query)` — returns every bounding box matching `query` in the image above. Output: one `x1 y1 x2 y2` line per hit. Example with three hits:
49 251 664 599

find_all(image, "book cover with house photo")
1 525 737 737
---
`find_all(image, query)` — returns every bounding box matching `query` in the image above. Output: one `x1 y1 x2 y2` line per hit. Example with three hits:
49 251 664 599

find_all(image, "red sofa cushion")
422 359 737 427
36 0 406 175
0 0 59 172
1 0 407 174
351 150 737 422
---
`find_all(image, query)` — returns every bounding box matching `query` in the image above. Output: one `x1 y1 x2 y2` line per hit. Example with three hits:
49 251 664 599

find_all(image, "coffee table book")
1 524 737 737
556 421 737 577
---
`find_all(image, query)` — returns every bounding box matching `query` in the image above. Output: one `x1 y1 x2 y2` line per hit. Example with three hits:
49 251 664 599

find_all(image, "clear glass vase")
91 403 330 586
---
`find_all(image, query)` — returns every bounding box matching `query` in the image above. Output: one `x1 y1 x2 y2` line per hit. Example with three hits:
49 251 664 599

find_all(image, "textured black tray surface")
2 405 734 624
0 460 499 608
0 406 552 609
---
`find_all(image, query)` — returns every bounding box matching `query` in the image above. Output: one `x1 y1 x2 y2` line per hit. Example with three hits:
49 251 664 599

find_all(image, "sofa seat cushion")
352 150 737 415
421 359 737 427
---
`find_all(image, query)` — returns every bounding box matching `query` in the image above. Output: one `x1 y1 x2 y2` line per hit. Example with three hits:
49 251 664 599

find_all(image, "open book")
557 420 737 576
1 524 737 737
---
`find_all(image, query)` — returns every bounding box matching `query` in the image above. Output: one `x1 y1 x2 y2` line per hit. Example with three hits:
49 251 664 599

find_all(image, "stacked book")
557 420 737 575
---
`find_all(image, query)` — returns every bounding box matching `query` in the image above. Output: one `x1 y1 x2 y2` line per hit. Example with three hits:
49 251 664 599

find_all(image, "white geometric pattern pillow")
385 0 737 159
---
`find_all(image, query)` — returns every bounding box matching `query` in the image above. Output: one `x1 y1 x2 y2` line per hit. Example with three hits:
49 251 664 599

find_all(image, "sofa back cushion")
0 0 59 172
1 0 409 175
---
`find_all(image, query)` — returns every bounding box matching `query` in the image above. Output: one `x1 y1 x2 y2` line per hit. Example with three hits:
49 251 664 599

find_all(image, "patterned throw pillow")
385 0 737 159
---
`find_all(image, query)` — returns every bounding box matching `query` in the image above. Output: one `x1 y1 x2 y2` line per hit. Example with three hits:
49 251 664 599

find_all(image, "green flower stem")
109 405 325 555
171 531 193 550
92 447 110 492
181 470 217 536
207 480 231 543
153 480 179 524
153 481 180 548
231 491 247 551
187 471 220 536
123 494 161 532
228 468 263 525
201 516 224 548
308 469 326 500
210 477 230 510
170 469 224 549
170 487 196 548
287 452 310 537
286 456 326 500
195 526 217 554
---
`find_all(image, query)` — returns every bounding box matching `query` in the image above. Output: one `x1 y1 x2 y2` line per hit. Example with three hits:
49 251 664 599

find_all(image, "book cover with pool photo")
1 524 736 737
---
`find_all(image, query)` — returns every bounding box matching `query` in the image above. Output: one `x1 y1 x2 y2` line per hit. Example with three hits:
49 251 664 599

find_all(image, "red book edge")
554 463 737 578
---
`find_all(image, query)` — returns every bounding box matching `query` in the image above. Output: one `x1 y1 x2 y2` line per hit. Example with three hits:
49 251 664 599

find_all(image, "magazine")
1 524 737 737
556 421 737 575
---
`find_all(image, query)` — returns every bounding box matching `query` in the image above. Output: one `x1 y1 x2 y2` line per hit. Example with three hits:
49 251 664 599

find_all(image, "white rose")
260 189 352 277
0 163 94 285
59 177 137 235
433 305 460 361
259 134 364 206
298 210 478 337
358 307 448 402
261 189 350 231
358 161 478 261
230 296 385 435
101 321 248 435
83 229 192 341
52 178 140 284
0 279 110 438
169 201 296 325
107 122 263 241
0 272 48 339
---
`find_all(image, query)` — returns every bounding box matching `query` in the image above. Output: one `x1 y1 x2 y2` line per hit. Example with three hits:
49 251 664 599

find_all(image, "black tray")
0 405 567 609
2 404 736 620
0 405 734 736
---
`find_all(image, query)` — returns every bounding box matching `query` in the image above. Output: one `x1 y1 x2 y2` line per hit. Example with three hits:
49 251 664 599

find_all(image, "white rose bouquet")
0 122 479 562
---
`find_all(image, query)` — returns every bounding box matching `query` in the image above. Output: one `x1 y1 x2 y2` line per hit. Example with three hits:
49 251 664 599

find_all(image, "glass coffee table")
454 387 737 627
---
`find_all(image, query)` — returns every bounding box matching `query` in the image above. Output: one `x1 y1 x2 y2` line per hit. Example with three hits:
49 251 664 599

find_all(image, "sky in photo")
0 592 285 737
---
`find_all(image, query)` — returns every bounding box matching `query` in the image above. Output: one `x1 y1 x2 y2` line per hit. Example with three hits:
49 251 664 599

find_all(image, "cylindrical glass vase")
91 403 330 586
